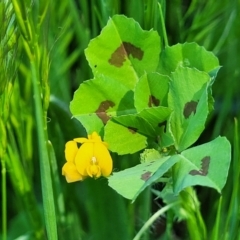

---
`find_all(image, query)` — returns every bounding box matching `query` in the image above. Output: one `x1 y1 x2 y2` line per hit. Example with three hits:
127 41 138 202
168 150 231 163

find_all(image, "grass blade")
31 61 58 240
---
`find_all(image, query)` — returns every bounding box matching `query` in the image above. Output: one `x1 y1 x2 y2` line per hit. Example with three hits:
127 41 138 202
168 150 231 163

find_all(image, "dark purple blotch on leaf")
127 126 138 134
183 101 198 119
146 161 154 167
189 156 210 176
108 42 144 67
141 171 152 181
95 100 115 124
148 95 160 107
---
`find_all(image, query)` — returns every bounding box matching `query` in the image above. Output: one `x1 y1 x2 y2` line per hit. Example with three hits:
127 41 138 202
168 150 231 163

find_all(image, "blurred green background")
1 0 240 239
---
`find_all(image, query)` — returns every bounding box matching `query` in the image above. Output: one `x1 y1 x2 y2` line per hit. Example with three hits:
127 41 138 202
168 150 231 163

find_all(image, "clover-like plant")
67 15 231 201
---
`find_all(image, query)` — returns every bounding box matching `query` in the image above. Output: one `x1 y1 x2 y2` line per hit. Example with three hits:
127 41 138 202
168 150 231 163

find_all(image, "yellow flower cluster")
62 132 113 183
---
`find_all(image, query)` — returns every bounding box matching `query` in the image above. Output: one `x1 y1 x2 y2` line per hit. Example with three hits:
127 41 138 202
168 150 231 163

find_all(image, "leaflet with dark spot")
183 100 198 118
189 156 210 176
141 171 152 181
109 42 144 67
128 126 138 134
148 95 160 107
95 100 115 124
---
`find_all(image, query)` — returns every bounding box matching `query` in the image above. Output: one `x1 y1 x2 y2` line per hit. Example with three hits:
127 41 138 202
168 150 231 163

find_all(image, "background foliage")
1 0 240 239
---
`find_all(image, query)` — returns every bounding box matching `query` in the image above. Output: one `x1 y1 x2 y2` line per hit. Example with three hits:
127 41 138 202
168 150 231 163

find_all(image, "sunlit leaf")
113 106 171 137
168 67 210 151
133 154 180 201
85 15 161 89
104 120 147 154
172 136 231 194
158 42 220 78
108 155 179 201
134 72 169 111
158 124 175 149
70 75 135 133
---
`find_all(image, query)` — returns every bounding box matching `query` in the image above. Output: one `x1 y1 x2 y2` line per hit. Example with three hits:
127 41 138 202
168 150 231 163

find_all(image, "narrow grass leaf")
31 62 58 240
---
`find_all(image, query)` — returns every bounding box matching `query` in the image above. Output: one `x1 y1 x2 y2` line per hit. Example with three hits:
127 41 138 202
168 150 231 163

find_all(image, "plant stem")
0 117 7 240
158 2 168 47
212 196 222 240
133 201 180 240
224 118 240 239
1 157 7 240
143 0 155 30
48 141 66 224
31 61 58 240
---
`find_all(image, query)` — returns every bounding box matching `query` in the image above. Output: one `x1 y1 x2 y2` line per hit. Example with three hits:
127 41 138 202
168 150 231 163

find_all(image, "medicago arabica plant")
62 15 231 202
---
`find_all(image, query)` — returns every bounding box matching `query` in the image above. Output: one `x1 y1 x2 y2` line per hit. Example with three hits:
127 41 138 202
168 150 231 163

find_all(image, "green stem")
48 141 66 224
136 187 151 240
144 0 155 30
166 207 174 239
1 157 7 240
133 201 180 240
0 118 7 240
181 188 207 240
31 61 58 240
158 2 168 47
212 196 222 240
224 118 240 238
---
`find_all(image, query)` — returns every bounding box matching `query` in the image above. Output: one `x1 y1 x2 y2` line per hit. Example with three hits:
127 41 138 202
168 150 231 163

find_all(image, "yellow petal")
87 164 101 178
94 142 113 177
89 132 102 142
75 132 102 143
102 141 108 148
65 141 78 162
75 142 94 177
74 137 88 143
62 162 83 183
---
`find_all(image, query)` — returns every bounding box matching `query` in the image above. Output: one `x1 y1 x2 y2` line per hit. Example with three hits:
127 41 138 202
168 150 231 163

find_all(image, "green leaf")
70 75 135 133
159 129 175 148
113 106 171 137
108 155 179 201
104 102 171 154
172 136 231 194
113 114 155 137
134 72 169 111
158 42 220 77
104 120 147 154
85 15 161 89
133 154 180 202
168 67 210 151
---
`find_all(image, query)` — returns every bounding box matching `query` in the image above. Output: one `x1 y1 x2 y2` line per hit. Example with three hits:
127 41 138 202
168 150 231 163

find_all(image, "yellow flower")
62 132 113 183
